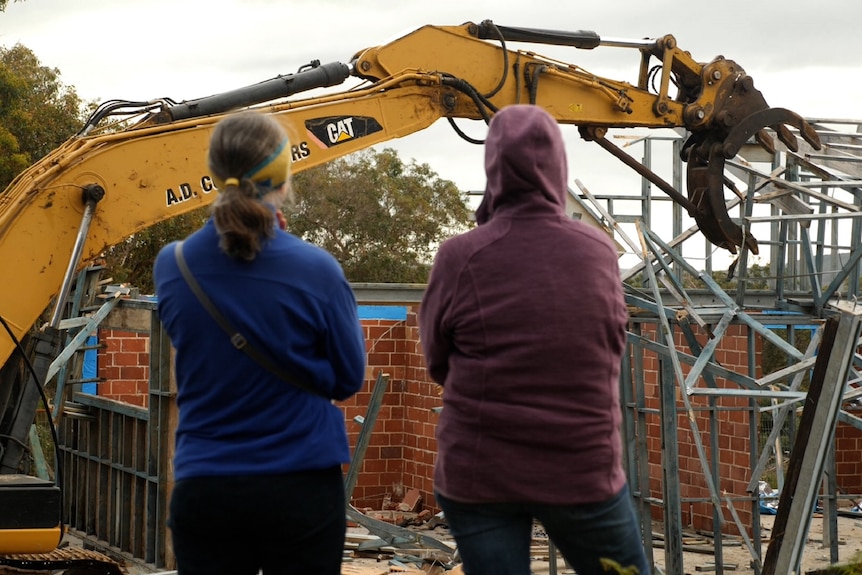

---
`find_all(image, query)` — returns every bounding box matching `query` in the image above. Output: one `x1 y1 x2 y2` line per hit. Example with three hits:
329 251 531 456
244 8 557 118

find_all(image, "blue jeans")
436 485 650 575
169 467 345 575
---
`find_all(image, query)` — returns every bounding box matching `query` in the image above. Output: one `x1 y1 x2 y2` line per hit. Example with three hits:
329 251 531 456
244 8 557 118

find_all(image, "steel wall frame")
601 119 862 574
58 300 172 571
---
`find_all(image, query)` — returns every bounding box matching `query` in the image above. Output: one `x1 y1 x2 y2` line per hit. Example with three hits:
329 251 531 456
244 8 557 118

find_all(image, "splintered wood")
341 562 433 574
340 564 397 575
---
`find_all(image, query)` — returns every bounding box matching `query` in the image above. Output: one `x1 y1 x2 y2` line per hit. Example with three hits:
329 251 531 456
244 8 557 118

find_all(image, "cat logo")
306 116 383 148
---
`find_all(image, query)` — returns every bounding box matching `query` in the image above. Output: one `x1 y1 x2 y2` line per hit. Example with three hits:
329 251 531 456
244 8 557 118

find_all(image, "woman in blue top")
153 111 366 575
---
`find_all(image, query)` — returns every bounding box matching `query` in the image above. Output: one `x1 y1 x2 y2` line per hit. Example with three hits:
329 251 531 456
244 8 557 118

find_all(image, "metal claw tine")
801 122 822 149
707 145 759 255
755 129 776 155
774 124 798 153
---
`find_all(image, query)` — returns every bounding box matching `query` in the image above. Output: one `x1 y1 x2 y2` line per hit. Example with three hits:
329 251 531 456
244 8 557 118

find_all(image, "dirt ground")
523 514 862 574
341 513 862 575
527 515 862 575
96 512 862 574
666 513 862 575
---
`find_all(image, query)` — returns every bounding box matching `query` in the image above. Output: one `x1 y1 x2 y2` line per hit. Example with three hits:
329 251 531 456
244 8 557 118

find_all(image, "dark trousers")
169 467 346 575
437 485 650 575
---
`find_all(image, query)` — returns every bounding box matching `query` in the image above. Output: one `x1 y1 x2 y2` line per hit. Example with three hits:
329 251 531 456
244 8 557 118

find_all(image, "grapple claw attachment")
685 102 821 254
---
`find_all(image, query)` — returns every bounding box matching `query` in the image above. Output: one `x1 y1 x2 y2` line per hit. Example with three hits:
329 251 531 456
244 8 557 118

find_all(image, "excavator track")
0 546 126 574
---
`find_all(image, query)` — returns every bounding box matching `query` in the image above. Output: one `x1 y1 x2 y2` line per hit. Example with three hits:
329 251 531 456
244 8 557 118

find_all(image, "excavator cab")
0 475 62 554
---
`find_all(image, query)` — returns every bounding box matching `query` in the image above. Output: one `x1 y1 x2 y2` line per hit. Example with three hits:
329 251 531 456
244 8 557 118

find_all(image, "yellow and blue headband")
213 138 291 195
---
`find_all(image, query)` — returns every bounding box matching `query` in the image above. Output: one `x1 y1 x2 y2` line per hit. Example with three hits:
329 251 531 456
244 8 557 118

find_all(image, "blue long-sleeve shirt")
154 219 365 481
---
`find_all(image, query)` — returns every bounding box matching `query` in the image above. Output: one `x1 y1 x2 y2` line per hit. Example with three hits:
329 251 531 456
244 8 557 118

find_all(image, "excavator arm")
0 20 821 367
0 20 820 490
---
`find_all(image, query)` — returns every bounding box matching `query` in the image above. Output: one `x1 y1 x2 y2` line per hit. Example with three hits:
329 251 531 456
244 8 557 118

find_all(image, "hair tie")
223 177 240 187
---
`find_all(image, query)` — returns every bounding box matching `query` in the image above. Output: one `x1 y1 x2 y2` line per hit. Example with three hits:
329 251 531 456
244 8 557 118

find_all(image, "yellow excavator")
0 19 819 572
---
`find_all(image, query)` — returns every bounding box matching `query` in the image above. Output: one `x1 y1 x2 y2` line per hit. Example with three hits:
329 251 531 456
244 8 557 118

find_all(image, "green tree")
102 207 210 294
0 44 90 190
0 41 180 293
0 1 23 11
0 64 29 182
289 147 471 282
711 262 771 290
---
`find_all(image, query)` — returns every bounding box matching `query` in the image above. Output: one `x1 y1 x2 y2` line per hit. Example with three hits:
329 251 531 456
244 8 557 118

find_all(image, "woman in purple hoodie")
419 105 649 575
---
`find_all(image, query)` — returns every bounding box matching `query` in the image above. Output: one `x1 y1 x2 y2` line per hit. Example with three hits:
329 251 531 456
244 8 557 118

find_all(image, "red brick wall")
341 317 410 509
338 310 442 512
97 328 150 407
835 413 862 496
96 310 862 529
400 309 441 507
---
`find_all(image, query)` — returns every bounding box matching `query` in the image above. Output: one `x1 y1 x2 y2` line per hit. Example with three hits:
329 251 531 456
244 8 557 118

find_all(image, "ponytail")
211 177 275 261
207 112 291 261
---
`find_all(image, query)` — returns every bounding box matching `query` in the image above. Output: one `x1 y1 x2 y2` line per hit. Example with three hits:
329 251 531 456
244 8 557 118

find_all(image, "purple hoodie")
419 105 628 505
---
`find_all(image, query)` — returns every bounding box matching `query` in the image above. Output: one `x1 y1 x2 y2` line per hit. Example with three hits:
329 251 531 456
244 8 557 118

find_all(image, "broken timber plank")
340 563 392 575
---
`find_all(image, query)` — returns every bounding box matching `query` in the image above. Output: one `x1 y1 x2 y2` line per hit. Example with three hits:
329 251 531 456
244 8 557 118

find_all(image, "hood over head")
477 105 568 224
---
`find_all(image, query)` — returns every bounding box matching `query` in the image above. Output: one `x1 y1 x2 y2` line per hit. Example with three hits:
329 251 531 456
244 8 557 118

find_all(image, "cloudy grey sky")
3 0 861 227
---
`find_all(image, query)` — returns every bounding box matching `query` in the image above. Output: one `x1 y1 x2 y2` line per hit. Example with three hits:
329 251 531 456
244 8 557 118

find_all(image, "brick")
103 336 122 352
384 418 405 433
113 352 139 367
121 337 148 353
399 488 422 512
121 365 147 380
110 380 138 395
381 446 402 459
100 366 121 380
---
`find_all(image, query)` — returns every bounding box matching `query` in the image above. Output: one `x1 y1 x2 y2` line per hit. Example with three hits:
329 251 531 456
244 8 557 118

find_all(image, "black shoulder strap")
173 241 326 398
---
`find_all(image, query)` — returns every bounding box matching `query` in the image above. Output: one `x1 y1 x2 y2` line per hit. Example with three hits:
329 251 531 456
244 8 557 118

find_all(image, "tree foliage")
626 262 773 291
0 43 90 190
102 207 210 294
0 41 193 295
710 262 771 290
289 148 471 283
0 1 23 12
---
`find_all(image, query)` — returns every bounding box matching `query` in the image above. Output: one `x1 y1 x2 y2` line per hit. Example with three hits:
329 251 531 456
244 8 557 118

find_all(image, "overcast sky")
3 0 861 264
